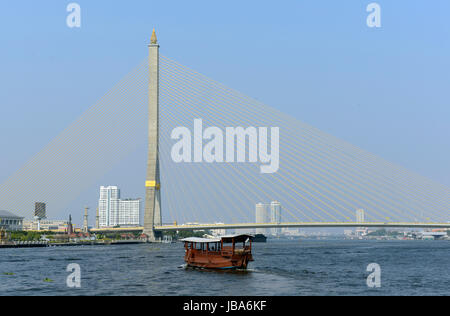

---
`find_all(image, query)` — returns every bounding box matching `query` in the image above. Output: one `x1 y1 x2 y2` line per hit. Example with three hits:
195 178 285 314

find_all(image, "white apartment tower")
356 209 365 223
119 199 140 226
255 203 269 235
99 186 119 227
355 209 367 237
98 186 140 227
270 201 282 236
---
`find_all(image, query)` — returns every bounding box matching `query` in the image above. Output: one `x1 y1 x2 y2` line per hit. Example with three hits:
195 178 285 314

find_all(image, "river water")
0 239 449 296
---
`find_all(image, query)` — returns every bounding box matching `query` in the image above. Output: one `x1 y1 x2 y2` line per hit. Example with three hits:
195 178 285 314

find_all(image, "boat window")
210 243 220 251
195 243 204 250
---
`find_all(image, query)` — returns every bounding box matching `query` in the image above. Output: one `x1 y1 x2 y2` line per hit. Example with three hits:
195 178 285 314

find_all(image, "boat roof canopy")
221 234 253 243
181 237 221 243
181 234 253 244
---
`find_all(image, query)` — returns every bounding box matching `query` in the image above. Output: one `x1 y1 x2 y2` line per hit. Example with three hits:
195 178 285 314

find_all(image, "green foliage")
366 229 402 237
9 231 55 241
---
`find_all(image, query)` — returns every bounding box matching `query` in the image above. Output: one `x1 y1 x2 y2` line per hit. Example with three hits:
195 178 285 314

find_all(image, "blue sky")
0 1 449 223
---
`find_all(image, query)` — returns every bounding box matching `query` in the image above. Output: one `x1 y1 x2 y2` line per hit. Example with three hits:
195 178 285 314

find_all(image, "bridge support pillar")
144 229 163 243
143 29 162 242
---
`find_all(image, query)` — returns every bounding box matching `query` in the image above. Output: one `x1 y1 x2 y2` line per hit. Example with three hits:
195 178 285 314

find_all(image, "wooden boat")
181 234 254 269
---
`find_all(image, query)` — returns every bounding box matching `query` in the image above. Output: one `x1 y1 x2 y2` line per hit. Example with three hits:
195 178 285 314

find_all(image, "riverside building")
98 186 140 227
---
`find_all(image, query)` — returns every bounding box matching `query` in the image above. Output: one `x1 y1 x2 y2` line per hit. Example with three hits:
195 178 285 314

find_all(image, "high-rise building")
118 199 140 227
34 202 46 219
356 209 367 237
255 203 269 235
98 186 119 227
270 201 282 236
356 209 365 223
98 186 140 227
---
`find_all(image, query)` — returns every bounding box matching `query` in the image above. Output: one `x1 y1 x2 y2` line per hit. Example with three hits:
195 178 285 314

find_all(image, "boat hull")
184 250 253 270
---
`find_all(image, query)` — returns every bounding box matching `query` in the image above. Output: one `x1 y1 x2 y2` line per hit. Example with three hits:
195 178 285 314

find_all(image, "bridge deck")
87 222 450 234
154 222 450 231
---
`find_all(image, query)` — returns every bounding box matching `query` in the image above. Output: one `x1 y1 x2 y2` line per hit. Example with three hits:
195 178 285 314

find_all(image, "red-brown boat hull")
184 249 253 269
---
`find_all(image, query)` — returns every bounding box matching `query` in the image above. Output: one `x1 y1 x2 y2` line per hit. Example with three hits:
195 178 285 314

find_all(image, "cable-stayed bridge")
0 31 449 237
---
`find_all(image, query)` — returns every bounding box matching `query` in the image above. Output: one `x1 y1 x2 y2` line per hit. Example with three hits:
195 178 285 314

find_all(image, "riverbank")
0 239 146 248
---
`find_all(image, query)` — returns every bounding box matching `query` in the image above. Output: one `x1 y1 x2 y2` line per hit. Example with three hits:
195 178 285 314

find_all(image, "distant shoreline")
0 240 146 249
